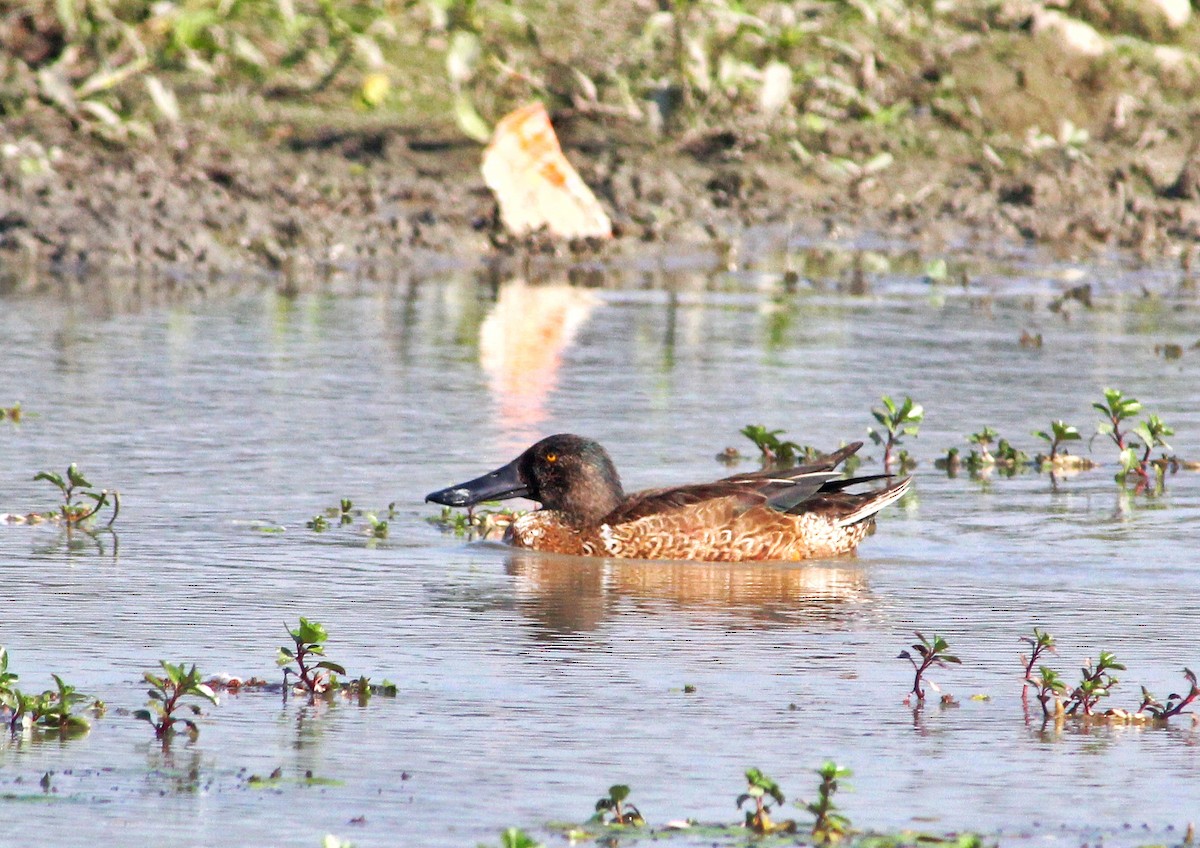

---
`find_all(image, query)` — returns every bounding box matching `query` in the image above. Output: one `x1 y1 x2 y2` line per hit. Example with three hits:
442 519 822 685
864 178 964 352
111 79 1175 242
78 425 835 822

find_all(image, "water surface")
2 255 1199 846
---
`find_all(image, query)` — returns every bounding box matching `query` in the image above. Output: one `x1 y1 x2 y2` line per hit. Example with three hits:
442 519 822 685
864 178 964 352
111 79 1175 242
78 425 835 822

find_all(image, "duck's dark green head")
425 434 625 526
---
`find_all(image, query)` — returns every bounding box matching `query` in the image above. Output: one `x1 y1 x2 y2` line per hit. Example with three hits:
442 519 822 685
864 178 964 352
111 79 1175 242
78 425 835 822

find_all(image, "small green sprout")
38 674 93 734
1033 420 1082 464
499 828 543 848
594 784 644 826
307 514 330 531
1132 414 1174 483
33 463 119 527
1093 388 1141 453
1139 668 1199 720
0 649 91 736
738 767 794 833
1093 389 1177 489
1026 666 1069 719
739 425 814 469
805 761 852 844
966 426 999 466
868 395 923 472
279 618 346 697
1065 651 1125 716
0 403 21 422
365 513 388 538
134 661 218 741
899 632 960 704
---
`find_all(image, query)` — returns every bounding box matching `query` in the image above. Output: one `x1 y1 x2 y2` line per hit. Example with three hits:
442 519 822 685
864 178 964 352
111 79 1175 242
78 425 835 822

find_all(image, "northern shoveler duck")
425 434 910 562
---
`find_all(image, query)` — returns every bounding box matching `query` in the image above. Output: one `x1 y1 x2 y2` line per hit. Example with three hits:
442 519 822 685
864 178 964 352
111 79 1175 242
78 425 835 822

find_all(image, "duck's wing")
603 442 876 525
717 441 863 485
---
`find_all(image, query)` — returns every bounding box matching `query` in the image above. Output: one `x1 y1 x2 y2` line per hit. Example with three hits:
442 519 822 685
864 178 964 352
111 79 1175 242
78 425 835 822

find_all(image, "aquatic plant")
1033 420 1083 465
804 761 852 844
960 428 1029 475
308 500 397 537
593 784 644 826
934 447 962 476
135 661 218 740
0 403 21 422
499 828 543 848
739 425 814 469
965 426 998 466
1065 651 1124 716
340 675 398 705
35 674 92 734
365 513 389 538
1139 668 1199 720
738 767 794 834
868 395 923 472
33 463 119 528
1093 388 1141 457
1130 415 1174 485
279 618 346 697
899 632 960 704
1019 628 1057 697
1025 666 1069 720
427 504 521 538
993 439 1029 470
0 649 92 736
1092 389 1174 489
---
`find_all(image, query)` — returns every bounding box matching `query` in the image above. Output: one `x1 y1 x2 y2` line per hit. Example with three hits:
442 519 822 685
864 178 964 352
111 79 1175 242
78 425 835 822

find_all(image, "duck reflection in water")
504 550 872 637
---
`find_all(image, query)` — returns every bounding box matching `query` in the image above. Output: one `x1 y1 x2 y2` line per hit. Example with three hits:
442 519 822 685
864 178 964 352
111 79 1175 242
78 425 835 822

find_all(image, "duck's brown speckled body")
426 434 909 562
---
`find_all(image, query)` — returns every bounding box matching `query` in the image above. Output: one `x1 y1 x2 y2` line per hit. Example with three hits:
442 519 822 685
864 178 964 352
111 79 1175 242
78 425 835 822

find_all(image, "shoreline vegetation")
1 0 1199 297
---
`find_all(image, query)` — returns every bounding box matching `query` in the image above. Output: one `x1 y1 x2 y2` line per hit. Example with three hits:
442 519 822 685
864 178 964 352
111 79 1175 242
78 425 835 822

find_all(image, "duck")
425 434 910 562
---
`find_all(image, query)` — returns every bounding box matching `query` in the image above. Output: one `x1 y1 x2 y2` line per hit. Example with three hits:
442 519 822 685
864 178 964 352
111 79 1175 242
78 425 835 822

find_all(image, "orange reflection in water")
478 280 598 446
505 550 871 636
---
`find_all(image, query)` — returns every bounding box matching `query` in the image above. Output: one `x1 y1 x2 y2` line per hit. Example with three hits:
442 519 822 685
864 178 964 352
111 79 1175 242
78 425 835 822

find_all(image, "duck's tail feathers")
820 473 891 492
834 477 911 527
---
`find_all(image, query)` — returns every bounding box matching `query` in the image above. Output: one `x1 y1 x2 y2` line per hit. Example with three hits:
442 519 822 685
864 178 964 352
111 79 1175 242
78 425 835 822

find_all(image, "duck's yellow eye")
545 453 557 463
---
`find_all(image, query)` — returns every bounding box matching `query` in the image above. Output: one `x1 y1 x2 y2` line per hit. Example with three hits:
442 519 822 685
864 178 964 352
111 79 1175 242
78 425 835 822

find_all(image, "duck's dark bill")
425 457 529 507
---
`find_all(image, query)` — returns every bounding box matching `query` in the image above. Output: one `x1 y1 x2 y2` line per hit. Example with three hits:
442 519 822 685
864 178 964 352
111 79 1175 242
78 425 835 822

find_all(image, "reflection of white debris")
481 102 612 239
479 280 599 432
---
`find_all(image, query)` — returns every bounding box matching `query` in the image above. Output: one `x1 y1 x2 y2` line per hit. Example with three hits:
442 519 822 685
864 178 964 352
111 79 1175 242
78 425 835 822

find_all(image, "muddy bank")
2 102 1199 300
3 16 1200 298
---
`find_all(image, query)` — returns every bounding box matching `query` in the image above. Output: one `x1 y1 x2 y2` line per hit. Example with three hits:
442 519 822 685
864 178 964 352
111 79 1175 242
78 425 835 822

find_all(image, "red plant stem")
1022 644 1048 684
160 684 182 737
911 656 936 700
1164 688 1199 718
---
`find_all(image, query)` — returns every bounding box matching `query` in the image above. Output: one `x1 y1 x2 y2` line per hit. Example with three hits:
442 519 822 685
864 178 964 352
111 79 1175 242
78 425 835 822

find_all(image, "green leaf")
193 683 218 704
294 617 329 645
454 91 491 144
316 661 347 675
34 471 65 490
